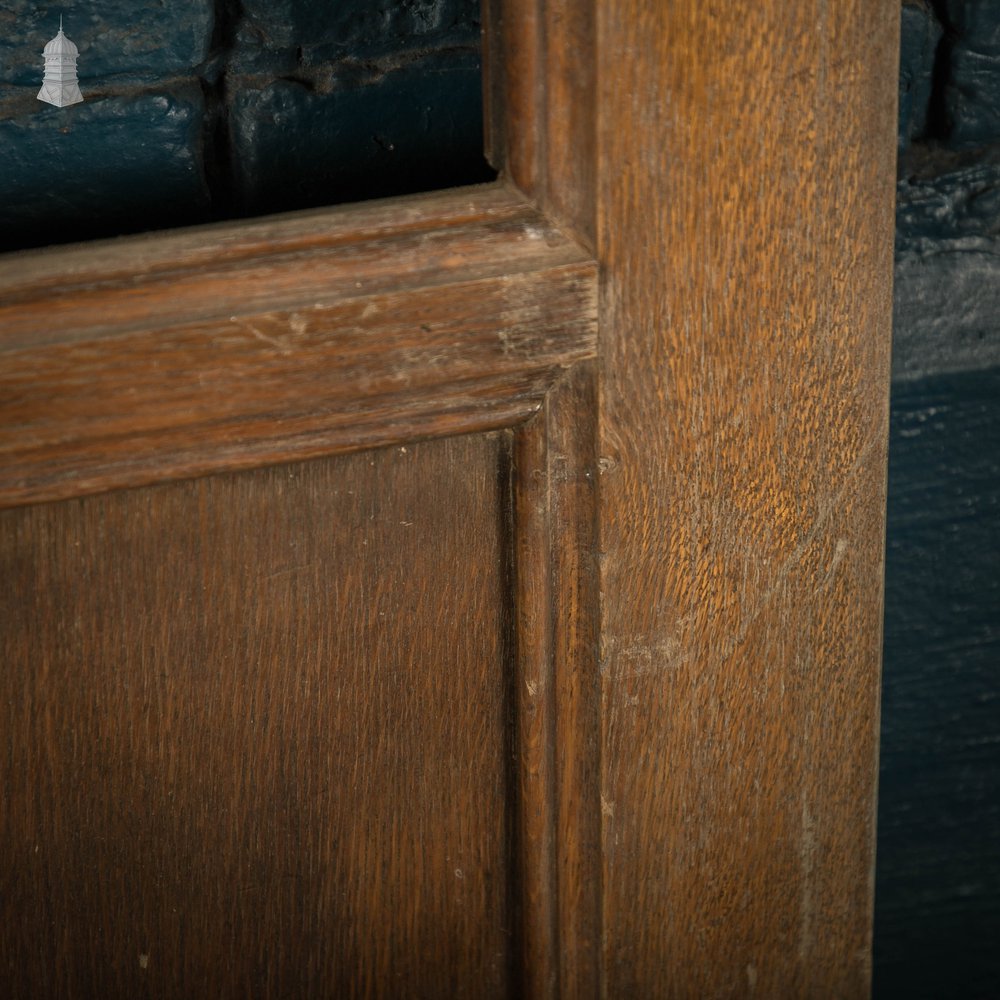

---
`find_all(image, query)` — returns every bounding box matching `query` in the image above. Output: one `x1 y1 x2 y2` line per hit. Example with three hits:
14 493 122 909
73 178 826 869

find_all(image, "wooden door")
0 3 899 997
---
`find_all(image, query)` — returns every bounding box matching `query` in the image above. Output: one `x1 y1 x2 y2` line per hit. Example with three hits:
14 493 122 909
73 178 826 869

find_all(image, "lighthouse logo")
37 16 84 108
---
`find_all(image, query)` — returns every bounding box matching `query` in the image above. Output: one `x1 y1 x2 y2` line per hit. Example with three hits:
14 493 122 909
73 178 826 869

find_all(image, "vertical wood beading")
513 415 560 999
512 364 602 1000
546 366 602 998
483 0 596 248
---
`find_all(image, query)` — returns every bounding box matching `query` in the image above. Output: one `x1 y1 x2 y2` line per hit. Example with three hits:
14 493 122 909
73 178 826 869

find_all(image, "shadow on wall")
876 2 1000 997
0 0 494 254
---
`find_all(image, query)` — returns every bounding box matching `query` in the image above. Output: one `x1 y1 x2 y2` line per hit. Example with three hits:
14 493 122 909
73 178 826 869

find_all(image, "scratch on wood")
232 317 291 354
721 432 884 661
818 537 848 592
263 564 316 580
599 635 687 677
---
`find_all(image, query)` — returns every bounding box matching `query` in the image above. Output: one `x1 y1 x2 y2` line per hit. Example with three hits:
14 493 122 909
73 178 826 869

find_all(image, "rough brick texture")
879 3 1000 998
899 2 942 149
0 1 213 85
893 160 1000 378
896 0 1000 375
0 0 487 252
942 0 1000 146
233 0 478 70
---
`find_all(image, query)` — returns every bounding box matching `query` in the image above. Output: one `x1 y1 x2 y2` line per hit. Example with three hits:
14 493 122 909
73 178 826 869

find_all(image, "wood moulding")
0 182 597 509
511 362 602 998
0 180 605 998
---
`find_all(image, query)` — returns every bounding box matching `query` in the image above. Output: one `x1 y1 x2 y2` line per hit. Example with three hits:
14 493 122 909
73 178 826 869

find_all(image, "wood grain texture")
590 2 899 995
512 403 560 998
0 434 514 999
0 184 574 350
543 365 602 998
483 0 596 248
0 183 596 508
510 363 602 1000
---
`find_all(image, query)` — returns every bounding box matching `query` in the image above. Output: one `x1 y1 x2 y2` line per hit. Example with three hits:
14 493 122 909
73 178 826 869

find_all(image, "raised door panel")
0 180 601 1000
1 434 515 998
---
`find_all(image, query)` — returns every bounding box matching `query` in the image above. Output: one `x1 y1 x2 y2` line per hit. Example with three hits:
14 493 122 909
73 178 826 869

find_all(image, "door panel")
1 434 514 998
0 0 900 992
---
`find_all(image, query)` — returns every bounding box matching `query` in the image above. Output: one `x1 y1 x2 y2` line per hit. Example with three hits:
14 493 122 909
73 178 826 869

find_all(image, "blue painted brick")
876 367 1000 999
232 0 479 72
0 1 213 87
942 0 1000 147
899 2 942 150
0 86 209 252
0 1 491 250
229 49 490 215
896 160 1000 246
893 161 1000 378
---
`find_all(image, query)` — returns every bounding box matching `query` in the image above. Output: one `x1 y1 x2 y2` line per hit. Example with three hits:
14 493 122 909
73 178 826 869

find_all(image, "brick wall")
879 3 1000 997
0 0 489 252
895 0 1000 376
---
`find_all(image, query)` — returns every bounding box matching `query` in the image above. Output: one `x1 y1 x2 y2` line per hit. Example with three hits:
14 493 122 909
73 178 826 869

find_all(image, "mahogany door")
0 2 899 997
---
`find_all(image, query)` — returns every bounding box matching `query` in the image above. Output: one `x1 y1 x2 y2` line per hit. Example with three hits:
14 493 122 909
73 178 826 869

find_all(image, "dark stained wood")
481 0 504 174
512 407 559 998
539 365 603 999
539 0 596 249
545 366 602 999
0 184 596 508
0 184 582 351
0 434 515 999
482 0 539 206
483 0 596 247
588 2 899 995
509 363 602 1000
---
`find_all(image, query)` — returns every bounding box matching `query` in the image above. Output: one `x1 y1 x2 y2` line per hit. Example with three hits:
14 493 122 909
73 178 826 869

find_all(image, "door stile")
489 0 900 994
